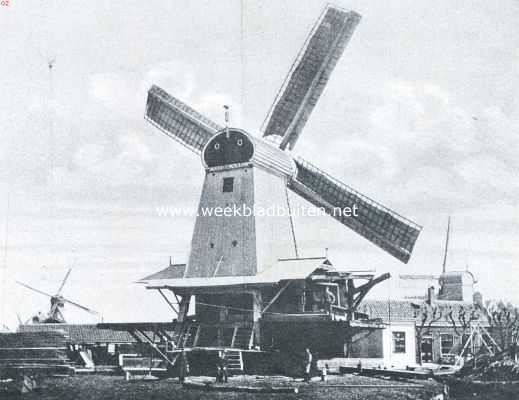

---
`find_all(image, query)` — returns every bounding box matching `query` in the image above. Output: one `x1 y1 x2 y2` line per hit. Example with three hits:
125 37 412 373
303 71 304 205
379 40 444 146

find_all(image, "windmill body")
187 129 297 279
140 5 422 360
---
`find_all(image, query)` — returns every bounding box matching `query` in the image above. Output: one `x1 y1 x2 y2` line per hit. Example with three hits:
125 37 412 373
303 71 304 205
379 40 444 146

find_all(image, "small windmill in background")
399 216 476 302
16 268 98 324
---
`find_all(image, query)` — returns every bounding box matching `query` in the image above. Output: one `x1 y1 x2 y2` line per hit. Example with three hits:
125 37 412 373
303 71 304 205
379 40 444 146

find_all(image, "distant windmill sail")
56 268 72 295
16 268 98 323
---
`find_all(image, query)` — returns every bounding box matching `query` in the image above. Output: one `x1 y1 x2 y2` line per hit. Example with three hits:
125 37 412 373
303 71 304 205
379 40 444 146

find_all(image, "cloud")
349 80 519 211
143 62 196 101
143 61 244 127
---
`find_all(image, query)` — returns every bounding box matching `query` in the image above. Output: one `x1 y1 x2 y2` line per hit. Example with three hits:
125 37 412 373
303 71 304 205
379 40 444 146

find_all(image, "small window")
222 177 234 193
440 334 454 355
231 240 238 247
209 242 214 249
392 331 406 353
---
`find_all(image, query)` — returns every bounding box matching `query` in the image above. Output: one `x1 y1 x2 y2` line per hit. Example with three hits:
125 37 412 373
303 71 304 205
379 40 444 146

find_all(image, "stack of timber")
0 330 73 377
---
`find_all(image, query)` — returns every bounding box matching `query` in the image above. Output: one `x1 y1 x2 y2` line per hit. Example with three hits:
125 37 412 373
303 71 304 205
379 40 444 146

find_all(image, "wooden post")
252 290 262 347
178 295 191 323
346 279 355 321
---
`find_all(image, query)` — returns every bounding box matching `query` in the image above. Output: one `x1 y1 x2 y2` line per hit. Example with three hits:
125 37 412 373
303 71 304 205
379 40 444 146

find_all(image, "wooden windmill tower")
140 5 422 366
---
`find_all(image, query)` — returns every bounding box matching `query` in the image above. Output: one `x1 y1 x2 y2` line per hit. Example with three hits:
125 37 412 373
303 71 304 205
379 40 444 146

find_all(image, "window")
392 331 406 353
440 333 454 355
222 177 234 193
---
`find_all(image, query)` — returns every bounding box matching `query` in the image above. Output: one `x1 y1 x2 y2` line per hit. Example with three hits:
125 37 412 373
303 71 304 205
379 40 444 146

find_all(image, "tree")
414 302 443 365
414 302 479 364
485 300 519 359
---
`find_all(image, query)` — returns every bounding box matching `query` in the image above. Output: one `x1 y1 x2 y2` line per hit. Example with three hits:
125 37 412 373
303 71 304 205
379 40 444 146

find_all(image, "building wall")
253 167 298 273
349 328 383 359
418 325 475 364
382 322 417 368
186 164 297 278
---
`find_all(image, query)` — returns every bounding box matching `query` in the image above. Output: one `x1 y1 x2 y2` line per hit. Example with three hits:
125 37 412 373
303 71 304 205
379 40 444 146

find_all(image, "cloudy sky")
0 0 517 329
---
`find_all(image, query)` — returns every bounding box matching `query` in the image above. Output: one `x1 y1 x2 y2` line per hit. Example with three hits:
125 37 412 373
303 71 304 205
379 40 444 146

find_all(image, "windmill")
139 5 423 362
399 216 477 301
145 5 421 266
16 269 98 324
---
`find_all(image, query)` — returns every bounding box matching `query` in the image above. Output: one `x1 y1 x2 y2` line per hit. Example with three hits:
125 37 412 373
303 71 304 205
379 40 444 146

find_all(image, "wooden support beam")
157 288 179 315
230 326 238 347
261 281 291 315
353 273 391 309
353 273 391 295
177 295 191 322
135 329 154 344
193 325 201 347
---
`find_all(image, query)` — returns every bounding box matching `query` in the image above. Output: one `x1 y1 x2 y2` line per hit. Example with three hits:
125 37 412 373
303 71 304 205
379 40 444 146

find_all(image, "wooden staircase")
224 350 243 374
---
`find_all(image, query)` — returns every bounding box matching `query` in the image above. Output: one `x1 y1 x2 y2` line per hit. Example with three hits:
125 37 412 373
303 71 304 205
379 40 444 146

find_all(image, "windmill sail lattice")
262 7 361 150
290 158 421 263
145 85 221 154
144 5 422 263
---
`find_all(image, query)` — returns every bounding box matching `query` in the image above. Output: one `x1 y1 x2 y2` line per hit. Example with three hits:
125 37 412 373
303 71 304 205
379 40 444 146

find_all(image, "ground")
1 374 443 400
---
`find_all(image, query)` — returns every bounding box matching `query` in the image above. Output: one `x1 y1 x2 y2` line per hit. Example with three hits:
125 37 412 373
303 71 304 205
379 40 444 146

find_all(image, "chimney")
427 286 436 305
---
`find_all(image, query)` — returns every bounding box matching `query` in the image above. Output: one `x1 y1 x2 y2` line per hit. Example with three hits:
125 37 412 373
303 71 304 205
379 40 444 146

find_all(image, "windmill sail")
60 297 98 315
16 281 54 298
145 85 222 154
289 157 422 263
262 6 361 150
56 268 72 295
144 6 422 264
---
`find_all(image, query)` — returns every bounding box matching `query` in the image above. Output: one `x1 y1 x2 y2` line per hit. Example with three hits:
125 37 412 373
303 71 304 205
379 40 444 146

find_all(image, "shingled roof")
358 299 487 326
139 264 187 282
18 324 136 344
357 300 418 322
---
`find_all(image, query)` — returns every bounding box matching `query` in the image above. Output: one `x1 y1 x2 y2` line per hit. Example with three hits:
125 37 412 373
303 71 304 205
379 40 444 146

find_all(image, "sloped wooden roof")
142 257 331 289
139 264 187 282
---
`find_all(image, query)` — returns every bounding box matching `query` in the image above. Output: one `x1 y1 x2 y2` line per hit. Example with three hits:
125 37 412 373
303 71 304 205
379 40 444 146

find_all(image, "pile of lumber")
0 330 72 375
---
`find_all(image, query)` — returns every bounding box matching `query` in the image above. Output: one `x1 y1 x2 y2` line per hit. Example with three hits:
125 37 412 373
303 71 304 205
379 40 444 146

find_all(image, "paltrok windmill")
139 4 423 366
16 269 98 324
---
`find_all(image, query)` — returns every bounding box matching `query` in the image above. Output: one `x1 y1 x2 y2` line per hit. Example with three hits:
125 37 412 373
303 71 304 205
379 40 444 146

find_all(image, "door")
420 336 433 363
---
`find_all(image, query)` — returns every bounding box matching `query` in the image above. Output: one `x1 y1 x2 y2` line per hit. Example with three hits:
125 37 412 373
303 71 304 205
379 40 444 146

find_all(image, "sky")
0 0 518 330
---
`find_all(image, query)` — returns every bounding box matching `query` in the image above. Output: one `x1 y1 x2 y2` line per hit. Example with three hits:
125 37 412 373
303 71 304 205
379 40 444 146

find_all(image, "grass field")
2 374 443 400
